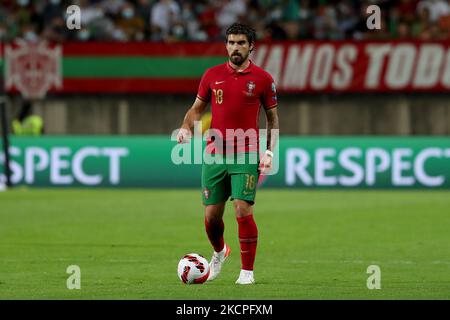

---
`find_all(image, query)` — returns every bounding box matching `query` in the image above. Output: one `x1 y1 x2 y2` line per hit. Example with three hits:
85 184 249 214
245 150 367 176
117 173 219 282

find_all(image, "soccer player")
177 23 279 284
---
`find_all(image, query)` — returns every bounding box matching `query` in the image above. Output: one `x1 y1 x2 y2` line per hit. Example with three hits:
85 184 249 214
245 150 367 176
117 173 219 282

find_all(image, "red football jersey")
197 60 277 154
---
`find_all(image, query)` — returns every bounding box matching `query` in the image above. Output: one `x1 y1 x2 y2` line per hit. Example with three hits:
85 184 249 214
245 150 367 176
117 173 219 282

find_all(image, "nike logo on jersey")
215 81 225 85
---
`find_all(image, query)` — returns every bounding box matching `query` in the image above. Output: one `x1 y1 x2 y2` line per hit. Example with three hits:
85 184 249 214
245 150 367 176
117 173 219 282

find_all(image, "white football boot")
235 270 255 285
207 244 231 281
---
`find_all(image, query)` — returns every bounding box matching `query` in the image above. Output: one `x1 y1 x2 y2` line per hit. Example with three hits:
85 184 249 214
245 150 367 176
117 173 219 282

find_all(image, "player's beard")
229 51 249 66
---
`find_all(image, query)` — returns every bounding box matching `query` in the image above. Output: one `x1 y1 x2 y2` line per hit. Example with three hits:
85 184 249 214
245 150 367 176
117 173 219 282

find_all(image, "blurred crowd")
0 0 449 43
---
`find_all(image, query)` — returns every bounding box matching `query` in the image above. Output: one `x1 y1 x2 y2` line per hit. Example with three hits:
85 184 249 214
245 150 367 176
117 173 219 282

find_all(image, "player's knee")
205 203 225 220
233 200 252 217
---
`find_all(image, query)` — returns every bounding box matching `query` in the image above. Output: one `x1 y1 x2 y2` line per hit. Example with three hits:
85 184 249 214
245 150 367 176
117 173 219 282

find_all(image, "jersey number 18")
213 89 223 104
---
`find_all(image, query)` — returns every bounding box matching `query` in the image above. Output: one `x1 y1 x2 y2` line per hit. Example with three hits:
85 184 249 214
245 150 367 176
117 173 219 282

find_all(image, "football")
177 253 210 284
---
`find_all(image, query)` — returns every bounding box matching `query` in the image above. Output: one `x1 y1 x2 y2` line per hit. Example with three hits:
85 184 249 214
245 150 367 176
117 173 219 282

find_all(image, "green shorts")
201 152 260 205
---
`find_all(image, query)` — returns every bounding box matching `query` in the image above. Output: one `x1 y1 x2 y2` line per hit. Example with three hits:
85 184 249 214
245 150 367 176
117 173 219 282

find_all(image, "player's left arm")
265 106 279 153
259 74 279 174
259 106 279 174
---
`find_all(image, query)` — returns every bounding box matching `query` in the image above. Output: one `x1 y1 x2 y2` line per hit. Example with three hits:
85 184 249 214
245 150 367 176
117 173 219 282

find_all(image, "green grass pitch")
0 188 449 299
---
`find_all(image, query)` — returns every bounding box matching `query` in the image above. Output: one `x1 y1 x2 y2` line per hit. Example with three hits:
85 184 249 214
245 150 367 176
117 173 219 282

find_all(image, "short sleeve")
262 74 278 110
197 69 211 102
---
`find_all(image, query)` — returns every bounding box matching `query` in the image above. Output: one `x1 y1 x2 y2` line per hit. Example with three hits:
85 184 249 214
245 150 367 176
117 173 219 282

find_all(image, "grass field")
0 188 449 299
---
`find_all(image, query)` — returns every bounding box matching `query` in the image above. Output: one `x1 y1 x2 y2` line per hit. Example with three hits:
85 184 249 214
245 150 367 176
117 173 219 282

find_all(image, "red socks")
205 214 258 271
237 214 258 271
204 217 224 253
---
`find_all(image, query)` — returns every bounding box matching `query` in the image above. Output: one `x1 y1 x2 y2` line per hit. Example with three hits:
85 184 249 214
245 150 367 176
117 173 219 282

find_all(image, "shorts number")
245 174 256 190
213 89 223 104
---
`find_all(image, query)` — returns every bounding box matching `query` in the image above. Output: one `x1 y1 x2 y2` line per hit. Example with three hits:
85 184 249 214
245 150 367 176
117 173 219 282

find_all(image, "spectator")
397 0 419 23
116 2 146 41
42 0 65 24
136 0 153 39
416 0 449 22
413 4 447 39
335 0 358 40
216 0 247 33
150 0 181 41
41 16 69 42
102 0 126 16
313 3 339 40
197 1 221 40
397 20 413 39
78 0 105 27
0 0 448 42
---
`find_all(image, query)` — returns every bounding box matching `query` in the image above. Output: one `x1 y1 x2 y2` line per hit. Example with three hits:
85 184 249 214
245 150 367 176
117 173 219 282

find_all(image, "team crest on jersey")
203 188 210 200
247 81 256 93
5 40 62 99
271 82 276 92
244 81 256 97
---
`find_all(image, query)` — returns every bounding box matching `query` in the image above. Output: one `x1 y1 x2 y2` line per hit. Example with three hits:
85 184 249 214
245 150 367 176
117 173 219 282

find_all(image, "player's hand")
177 127 192 144
259 150 273 175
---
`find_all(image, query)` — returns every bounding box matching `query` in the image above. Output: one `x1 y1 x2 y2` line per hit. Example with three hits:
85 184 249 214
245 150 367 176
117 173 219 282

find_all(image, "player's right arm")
177 97 208 143
177 69 212 143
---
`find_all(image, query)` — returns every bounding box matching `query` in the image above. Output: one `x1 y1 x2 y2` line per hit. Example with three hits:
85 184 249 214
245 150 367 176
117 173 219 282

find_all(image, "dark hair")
225 23 256 47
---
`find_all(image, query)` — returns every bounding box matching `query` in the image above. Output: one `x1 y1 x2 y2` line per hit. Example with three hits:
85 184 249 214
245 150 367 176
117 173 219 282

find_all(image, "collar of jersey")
226 60 253 74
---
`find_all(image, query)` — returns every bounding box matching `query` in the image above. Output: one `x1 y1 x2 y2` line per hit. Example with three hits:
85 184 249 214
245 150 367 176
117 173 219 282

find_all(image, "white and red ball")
177 253 210 284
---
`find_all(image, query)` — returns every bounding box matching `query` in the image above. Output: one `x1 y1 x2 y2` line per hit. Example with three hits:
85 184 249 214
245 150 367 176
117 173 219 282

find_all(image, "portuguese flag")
61 42 228 93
